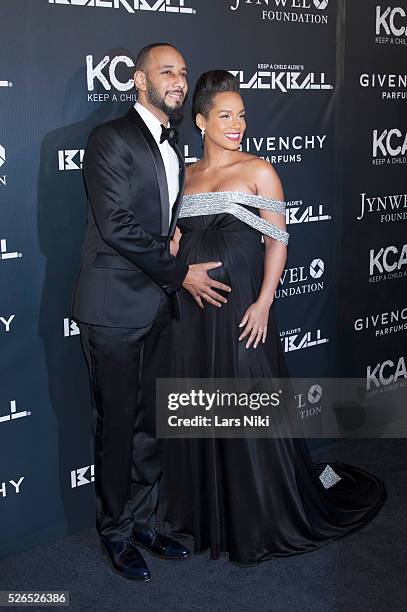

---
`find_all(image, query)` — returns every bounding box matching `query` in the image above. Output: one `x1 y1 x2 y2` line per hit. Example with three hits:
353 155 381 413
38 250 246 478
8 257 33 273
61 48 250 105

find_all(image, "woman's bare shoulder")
236 154 283 199
252 158 283 199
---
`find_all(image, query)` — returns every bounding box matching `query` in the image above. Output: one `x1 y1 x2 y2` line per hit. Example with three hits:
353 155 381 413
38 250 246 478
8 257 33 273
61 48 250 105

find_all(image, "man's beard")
146 81 184 124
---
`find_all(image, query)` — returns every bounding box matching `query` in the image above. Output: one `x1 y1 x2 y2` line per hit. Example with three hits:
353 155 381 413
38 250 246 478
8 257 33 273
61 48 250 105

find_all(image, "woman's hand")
170 226 182 257
238 300 271 349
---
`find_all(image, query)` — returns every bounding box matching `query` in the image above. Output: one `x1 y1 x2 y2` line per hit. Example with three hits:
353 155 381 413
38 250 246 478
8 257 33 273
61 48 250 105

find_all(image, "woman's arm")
256 161 287 306
239 161 287 348
170 226 182 257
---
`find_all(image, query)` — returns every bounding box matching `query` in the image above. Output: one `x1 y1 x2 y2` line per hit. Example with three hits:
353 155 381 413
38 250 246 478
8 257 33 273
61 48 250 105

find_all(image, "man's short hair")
135 43 179 72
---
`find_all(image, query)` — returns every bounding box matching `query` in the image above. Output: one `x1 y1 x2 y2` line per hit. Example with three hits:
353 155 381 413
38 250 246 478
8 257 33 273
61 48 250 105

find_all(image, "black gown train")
162 191 386 565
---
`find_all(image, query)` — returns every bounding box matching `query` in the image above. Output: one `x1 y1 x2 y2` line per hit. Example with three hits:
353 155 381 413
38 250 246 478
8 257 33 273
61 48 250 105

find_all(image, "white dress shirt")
134 101 179 223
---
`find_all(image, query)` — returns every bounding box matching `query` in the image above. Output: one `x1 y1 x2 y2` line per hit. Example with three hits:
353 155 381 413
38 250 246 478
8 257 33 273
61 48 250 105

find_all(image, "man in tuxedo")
72 43 231 581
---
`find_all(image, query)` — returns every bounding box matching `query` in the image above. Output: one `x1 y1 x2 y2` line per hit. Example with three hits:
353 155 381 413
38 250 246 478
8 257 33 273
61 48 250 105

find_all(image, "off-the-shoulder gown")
162 191 386 565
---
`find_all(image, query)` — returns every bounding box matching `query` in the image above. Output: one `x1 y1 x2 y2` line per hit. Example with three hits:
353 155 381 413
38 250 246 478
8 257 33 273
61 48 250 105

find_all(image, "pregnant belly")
179 230 263 288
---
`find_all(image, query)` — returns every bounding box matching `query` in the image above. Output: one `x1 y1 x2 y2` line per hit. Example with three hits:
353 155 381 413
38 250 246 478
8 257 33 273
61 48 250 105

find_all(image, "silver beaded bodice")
179 191 289 245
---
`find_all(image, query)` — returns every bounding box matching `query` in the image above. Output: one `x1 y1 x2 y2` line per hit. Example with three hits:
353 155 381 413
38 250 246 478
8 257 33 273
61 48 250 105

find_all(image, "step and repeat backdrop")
338 2 407 385
0 0 405 558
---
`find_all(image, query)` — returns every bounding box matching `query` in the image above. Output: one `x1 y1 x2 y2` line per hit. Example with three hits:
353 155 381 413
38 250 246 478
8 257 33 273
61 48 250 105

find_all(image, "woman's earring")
201 128 205 139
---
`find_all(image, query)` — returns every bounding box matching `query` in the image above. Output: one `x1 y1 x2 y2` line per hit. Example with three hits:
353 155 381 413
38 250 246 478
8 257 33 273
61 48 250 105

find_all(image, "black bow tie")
160 125 178 146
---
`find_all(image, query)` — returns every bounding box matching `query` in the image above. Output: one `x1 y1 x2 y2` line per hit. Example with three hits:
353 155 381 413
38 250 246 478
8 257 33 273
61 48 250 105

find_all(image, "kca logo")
370 243 407 275
366 355 406 391
71 465 95 488
87 55 135 92
373 129 407 158
376 6 407 36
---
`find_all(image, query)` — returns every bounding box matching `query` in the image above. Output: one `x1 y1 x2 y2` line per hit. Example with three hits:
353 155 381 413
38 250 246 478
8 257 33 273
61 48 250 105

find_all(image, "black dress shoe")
132 527 191 560
100 536 151 581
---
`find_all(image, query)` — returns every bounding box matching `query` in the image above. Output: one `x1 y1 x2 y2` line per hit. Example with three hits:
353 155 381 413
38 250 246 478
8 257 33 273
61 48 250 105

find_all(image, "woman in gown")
162 70 386 565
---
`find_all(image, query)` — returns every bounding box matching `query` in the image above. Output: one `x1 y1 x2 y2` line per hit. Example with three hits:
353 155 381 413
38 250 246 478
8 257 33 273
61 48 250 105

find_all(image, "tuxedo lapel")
166 141 185 246
127 108 170 236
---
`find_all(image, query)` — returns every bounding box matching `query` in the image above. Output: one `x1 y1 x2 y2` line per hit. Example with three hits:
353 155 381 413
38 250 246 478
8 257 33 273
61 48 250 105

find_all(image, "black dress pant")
79 293 172 542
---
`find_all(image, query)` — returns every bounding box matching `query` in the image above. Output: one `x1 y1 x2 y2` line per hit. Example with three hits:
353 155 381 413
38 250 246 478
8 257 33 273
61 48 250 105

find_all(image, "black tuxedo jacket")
72 107 189 328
